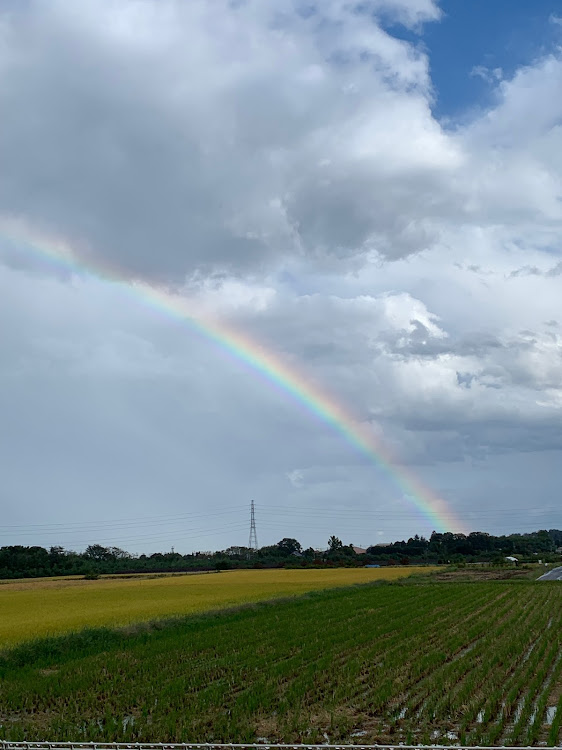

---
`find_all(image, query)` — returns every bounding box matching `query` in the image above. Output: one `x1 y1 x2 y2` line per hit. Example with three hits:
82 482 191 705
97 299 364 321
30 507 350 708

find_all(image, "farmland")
0 566 430 646
1 579 561 745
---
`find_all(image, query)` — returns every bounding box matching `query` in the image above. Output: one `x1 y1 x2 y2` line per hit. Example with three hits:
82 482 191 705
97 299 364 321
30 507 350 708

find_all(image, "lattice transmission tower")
248 500 258 551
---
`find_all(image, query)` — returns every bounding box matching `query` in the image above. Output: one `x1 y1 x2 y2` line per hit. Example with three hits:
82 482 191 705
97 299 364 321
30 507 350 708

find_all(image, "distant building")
352 546 367 555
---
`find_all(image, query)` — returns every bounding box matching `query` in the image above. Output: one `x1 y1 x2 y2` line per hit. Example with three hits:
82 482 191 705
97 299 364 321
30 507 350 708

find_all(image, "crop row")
0 580 560 745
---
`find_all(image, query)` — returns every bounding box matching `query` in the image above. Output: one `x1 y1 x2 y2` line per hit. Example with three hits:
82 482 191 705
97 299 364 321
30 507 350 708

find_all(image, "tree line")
0 528 560 579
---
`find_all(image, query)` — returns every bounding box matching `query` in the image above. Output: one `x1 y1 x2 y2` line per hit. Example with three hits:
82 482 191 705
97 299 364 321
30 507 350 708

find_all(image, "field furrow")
1 576 561 746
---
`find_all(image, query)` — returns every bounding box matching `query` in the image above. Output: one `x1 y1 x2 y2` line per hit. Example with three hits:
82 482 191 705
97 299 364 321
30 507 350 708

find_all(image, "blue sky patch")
382 0 562 121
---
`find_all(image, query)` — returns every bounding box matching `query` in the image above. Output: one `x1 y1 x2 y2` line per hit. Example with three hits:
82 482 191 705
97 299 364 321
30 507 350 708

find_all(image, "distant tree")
84 544 113 562
549 529 562 546
257 544 280 558
215 560 232 570
108 546 131 560
328 536 343 553
276 538 303 556
1 525 560 580
223 545 251 558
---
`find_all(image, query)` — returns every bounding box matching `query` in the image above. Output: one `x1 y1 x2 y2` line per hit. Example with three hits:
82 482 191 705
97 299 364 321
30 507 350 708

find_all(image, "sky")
1 0 562 554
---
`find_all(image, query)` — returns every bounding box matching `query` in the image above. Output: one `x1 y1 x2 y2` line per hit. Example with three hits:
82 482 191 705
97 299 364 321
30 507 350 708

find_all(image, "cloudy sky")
1 0 562 554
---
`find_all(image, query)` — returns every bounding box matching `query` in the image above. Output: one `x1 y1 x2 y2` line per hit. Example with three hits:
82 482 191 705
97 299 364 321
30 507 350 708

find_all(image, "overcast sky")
1 0 562 554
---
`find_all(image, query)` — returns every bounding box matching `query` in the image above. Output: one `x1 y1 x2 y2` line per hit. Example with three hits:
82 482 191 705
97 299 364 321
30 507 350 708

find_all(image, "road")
537 565 562 581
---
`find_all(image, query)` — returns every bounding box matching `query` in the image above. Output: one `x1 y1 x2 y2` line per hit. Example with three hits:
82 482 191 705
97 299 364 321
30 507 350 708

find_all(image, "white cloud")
2 0 562 548
470 65 503 84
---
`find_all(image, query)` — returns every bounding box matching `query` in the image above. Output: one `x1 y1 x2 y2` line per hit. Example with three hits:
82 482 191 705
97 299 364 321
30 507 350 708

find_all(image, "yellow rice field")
0 566 433 646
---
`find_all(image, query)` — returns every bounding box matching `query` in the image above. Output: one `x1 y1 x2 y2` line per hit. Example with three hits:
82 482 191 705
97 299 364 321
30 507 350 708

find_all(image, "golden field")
0 566 433 646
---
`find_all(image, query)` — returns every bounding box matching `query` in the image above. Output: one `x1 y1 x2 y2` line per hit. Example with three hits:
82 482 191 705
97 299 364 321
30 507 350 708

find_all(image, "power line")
3 509 559 534
257 504 559 519
0 504 248 531
1 501 558 551
3 503 555 535
5 523 250 549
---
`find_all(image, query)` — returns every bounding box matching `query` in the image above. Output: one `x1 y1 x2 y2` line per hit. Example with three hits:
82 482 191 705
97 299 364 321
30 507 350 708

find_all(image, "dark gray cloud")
0 0 454 281
510 261 562 278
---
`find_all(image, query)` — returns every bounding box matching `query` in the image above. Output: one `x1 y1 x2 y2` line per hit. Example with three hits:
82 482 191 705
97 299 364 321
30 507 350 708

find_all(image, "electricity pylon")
248 500 258 551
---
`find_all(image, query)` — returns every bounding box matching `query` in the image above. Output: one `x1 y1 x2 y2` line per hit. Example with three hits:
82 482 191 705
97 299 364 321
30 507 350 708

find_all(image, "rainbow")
0 217 468 534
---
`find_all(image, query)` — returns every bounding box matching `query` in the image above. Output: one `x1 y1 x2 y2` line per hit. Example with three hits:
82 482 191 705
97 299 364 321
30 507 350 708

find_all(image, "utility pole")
248 500 258 551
